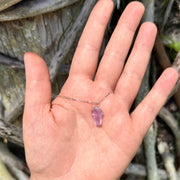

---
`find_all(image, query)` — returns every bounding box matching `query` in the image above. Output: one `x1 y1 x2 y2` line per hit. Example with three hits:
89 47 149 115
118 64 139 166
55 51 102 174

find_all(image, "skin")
23 0 179 179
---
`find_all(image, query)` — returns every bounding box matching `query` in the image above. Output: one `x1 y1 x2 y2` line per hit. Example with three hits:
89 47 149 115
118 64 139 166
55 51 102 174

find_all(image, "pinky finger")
131 68 178 138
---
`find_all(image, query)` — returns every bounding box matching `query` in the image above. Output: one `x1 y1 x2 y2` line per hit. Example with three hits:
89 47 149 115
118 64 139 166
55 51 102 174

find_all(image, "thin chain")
58 92 111 105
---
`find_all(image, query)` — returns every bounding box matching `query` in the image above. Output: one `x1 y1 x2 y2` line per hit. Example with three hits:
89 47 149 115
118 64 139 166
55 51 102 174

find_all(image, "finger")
131 68 178 138
115 22 157 109
24 52 51 108
69 0 114 79
95 1 145 90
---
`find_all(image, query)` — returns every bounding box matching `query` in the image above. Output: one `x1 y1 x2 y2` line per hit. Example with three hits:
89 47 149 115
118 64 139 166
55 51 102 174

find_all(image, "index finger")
69 0 114 79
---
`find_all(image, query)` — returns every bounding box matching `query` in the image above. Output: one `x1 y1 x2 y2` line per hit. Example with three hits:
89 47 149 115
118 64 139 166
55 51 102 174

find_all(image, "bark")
0 3 78 62
0 64 25 123
0 0 80 21
0 120 23 147
0 54 24 69
0 0 22 12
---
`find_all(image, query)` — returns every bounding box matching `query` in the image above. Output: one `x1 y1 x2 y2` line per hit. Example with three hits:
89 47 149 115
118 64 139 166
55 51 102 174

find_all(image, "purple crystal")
91 106 103 126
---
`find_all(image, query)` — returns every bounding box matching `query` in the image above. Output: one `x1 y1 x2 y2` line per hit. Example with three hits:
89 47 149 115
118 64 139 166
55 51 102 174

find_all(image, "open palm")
23 1 178 180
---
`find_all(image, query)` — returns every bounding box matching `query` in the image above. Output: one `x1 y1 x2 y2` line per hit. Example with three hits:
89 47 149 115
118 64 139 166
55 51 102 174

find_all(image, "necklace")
58 92 111 126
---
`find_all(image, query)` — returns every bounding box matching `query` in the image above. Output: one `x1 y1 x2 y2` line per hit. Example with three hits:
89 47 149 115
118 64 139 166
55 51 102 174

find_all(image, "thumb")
24 52 51 109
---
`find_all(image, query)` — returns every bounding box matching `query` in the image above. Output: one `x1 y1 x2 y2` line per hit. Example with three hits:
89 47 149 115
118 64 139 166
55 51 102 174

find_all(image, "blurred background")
0 0 179 179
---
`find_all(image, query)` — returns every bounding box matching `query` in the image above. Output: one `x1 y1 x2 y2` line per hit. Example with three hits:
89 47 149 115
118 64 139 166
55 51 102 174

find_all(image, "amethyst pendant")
91 106 103 126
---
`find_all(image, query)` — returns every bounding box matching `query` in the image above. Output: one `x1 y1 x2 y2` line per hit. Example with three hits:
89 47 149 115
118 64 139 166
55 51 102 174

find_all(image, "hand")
23 0 178 179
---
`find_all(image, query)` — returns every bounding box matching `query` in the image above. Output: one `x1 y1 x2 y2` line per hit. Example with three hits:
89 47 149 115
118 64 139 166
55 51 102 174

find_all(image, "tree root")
0 142 29 179
144 124 159 180
158 141 177 180
0 156 15 180
159 107 180 170
0 120 23 147
125 163 180 179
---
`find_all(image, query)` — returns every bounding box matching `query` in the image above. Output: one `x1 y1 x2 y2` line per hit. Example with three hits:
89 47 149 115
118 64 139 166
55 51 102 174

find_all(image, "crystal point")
91 106 103 126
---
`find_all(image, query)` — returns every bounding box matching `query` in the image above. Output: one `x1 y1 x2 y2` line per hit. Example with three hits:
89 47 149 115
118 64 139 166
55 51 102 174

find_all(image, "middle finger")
95 2 145 90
